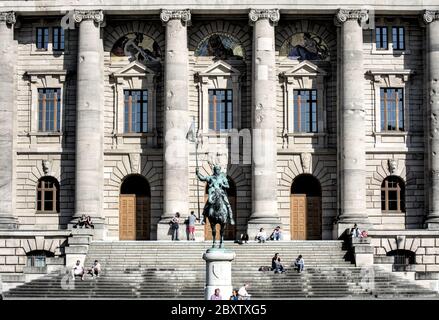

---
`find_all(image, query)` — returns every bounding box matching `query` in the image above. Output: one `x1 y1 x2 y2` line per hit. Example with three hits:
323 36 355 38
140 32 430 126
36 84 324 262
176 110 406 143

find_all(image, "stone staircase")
3 241 438 299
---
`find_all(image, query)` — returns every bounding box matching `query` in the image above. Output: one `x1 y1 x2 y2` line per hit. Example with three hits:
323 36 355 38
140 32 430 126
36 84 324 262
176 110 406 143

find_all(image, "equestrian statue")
196 165 235 248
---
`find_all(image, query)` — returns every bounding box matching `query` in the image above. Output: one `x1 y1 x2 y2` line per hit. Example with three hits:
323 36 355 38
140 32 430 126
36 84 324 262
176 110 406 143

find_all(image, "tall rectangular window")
380 88 404 131
53 27 65 51
392 27 405 50
36 27 49 50
293 89 317 133
38 88 61 132
208 89 233 131
124 90 148 133
375 26 388 50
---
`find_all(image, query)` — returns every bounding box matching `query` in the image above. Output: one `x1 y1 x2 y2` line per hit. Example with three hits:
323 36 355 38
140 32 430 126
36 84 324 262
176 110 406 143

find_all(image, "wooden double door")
119 194 150 240
290 194 321 240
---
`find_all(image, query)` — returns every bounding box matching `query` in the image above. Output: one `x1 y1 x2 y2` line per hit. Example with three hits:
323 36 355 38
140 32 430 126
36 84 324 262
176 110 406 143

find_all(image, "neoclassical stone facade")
2 1 439 276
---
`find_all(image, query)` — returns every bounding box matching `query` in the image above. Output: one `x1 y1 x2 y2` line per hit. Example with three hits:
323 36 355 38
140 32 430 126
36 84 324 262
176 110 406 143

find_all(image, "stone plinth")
352 237 374 267
202 248 235 300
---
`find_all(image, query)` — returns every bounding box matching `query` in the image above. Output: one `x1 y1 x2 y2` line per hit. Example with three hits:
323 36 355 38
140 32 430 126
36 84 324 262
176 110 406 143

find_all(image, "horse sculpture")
196 165 234 248
206 188 229 248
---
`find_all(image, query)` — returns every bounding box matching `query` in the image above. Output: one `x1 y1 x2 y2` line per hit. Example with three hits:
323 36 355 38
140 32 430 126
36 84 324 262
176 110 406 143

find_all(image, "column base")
247 217 281 240
157 220 174 240
0 216 18 229
426 217 439 230
68 217 105 240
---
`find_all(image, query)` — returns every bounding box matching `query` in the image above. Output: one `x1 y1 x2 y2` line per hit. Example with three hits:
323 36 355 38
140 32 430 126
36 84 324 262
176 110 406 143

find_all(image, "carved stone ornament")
42 160 51 175
335 9 369 25
73 10 104 24
300 152 312 173
388 159 397 175
160 9 191 25
0 11 16 25
249 9 280 25
423 10 439 24
129 153 141 174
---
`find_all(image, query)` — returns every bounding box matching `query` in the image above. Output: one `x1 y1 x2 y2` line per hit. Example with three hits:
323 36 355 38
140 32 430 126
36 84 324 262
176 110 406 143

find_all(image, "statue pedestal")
202 248 235 300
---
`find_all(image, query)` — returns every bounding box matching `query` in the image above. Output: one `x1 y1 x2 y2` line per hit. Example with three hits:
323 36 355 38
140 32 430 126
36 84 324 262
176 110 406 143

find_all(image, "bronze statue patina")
196 165 235 248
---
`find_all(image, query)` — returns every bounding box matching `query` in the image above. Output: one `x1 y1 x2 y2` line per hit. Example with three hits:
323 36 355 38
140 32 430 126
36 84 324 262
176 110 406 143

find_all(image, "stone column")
0 12 18 229
335 9 370 236
157 10 191 239
424 10 439 229
72 10 105 234
247 9 281 238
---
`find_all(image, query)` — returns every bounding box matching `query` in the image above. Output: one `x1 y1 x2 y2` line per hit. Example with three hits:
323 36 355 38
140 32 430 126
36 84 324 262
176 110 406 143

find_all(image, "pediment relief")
282 61 327 80
367 70 414 86
198 60 241 79
112 60 155 78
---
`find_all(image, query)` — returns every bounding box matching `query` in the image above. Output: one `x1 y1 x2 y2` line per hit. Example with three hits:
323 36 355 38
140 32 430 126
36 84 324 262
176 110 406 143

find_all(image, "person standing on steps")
170 212 180 241
188 211 198 241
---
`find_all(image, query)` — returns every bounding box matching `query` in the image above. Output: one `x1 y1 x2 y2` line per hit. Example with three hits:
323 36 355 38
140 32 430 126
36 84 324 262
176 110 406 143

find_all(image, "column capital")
0 11 16 25
73 9 104 24
335 9 368 26
160 9 191 26
249 9 280 26
423 10 439 24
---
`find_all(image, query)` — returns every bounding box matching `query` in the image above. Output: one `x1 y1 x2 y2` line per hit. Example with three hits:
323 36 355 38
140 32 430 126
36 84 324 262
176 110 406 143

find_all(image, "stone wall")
363 17 426 230
14 17 77 230
0 232 68 273
371 231 439 272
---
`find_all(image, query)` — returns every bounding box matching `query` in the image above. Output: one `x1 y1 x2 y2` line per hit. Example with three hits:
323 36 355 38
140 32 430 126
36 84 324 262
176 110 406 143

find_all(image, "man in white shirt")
238 283 251 300
71 260 85 280
256 228 267 243
351 224 362 238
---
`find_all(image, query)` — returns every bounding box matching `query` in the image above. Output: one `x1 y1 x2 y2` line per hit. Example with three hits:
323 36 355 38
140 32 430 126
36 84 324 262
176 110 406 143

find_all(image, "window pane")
38 90 44 131
208 89 232 131
35 256 46 268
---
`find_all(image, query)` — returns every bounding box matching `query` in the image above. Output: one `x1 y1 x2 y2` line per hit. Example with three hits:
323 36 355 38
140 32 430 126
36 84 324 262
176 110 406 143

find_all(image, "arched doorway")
290 174 322 240
204 177 237 241
119 175 151 240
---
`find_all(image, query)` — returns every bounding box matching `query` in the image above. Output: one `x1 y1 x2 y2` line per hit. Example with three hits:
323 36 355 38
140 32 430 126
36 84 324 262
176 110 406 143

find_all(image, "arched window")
37 177 60 213
386 250 415 272
381 176 405 213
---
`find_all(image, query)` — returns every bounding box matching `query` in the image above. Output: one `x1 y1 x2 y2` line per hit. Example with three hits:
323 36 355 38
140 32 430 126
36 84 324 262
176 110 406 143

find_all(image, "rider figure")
196 165 235 226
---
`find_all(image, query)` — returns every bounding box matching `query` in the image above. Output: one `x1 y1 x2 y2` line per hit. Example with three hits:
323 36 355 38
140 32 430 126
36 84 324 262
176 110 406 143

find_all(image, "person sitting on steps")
255 228 267 243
